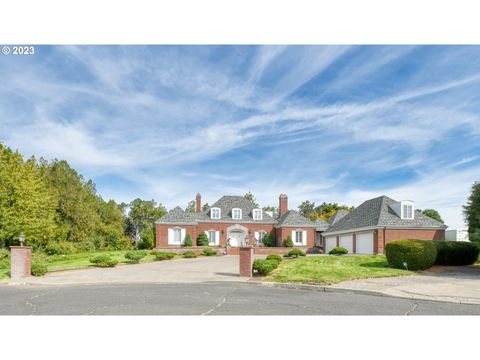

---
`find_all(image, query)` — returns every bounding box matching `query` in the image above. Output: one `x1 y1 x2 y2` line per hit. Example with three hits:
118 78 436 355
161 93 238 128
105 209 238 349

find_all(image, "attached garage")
356 232 374 254
325 236 337 253
339 234 353 253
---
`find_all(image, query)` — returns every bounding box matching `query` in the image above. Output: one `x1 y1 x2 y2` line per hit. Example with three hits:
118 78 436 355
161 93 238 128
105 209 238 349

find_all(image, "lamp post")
19 233 25 247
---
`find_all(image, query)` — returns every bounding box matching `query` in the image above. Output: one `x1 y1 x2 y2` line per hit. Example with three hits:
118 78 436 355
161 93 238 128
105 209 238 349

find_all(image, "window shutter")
181 229 186 244
291 230 295 242
254 231 259 240
215 231 220 245
302 230 307 245
168 228 174 245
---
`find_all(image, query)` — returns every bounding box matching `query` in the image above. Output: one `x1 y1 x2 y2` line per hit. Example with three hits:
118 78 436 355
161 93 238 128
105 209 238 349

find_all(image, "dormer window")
403 204 413 219
211 207 221 219
232 208 242 220
253 209 262 221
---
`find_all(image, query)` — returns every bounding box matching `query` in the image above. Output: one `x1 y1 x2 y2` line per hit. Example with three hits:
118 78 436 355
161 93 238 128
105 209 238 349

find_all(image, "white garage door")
339 234 353 253
325 236 337 253
356 232 374 254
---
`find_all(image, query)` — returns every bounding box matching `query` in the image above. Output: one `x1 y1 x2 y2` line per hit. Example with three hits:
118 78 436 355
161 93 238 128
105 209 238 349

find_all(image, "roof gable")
155 206 197 224
276 210 317 227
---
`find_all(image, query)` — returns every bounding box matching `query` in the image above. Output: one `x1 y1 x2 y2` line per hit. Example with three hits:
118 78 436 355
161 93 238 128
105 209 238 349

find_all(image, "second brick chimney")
196 192 201 213
279 194 288 216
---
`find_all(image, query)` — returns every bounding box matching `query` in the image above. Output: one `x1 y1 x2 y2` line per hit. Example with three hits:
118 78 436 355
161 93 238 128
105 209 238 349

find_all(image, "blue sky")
1 45 479 228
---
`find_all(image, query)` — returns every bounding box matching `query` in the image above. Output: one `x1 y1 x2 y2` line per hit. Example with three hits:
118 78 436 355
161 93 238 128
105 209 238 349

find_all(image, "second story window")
211 207 221 219
253 209 262 220
232 208 242 220
403 204 413 219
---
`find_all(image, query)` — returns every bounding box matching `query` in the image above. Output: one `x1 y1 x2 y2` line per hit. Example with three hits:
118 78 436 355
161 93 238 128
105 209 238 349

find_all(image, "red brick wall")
275 227 315 247
374 228 445 254
155 224 198 247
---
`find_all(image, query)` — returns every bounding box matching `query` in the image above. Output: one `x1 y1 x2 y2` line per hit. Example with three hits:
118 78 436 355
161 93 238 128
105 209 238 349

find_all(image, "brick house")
155 193 329 250
321 195 447 254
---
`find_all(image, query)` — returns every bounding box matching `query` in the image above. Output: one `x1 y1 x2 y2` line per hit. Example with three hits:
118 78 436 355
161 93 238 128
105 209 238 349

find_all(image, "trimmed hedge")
252 259 280 275
197 233 209 246
0 248 10 260
125 250 147 263
152 251 176 261
183 250 197 258
266 254 283 262
287 248 306 258
329 247 348 255
202 248 217 256
31 262 48 276
385 239 437 271
283 236 294 247
89 255 119 268
183 234 193 247
434 241 480 266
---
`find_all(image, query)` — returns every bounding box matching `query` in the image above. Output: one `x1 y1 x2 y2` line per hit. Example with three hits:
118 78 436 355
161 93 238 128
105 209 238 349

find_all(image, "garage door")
356 232 374 254
339 234 353 253
325 236 337 253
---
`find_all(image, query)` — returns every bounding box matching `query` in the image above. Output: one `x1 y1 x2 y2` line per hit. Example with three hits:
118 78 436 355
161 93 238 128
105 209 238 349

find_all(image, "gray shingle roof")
275 210 317 228
324 195 447 234
155 206 198 224
196 195 276 223
326 209 350 225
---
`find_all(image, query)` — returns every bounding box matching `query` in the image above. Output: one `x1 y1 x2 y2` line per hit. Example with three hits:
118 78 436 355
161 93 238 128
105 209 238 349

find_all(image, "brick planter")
10 246 32 279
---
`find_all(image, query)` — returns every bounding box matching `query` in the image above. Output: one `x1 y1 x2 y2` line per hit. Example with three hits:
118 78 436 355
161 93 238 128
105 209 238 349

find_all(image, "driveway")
6 256 247 286
330 265 480 304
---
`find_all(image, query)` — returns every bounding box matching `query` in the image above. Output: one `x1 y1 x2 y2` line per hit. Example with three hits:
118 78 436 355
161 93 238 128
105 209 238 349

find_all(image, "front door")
228 229 246 247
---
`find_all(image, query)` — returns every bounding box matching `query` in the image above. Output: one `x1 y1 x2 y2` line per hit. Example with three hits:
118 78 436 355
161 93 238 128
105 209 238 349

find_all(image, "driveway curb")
249 281 480 305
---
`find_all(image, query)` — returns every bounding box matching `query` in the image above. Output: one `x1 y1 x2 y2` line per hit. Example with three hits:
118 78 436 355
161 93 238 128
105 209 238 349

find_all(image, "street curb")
248 281 480 305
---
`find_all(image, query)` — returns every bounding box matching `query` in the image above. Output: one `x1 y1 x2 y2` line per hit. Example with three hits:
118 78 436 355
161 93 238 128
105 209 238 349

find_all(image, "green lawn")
0 250 180 281
263 255 413 285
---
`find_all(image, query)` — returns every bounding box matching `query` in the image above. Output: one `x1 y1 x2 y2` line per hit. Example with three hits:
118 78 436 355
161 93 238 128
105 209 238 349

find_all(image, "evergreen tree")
244 191 259 207
421 209 444 223
464 181 480 244
185 200 196 213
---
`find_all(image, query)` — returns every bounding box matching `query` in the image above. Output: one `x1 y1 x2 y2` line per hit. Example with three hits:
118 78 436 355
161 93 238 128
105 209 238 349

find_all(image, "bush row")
329 247 348 255
385 239 479 271
252 253 284 275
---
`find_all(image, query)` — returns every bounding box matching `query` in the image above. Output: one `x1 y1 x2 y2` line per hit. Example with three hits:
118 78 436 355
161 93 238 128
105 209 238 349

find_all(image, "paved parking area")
6 256 247 286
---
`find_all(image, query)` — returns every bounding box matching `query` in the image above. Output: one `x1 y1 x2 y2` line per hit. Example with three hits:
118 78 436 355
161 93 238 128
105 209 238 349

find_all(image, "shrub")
183 250 197 258
266 254 283 262
283 236 293 247
0 248 10 260
329 247 348 255
252 259 280 275
125 250 147 263
202 248 217 256
89 254 119 268
385 239 437 271
31 262 48 276
183 233 193 247
45 241 77 255
197 232 209 246
73 240 96 253
287 248 306 258
262 232 275 247
136 239 153 250
152 251 176 261
434 241 480 266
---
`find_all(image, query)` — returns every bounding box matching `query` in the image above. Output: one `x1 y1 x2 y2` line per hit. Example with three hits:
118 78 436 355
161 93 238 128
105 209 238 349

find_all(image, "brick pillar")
336 235 339 247
10 246 32 279
239 247 254 277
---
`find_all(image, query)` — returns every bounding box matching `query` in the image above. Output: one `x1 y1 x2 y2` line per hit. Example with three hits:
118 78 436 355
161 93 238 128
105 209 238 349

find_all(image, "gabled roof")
323 195 447 234
327 209 350 225
155 206 198 224
275 210 317 228
197 195 276 223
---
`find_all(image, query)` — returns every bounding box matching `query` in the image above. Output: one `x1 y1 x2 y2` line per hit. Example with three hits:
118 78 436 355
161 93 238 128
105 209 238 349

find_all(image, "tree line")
0 144 165 250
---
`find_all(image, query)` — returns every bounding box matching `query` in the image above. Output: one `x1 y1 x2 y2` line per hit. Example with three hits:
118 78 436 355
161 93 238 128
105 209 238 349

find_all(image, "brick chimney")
196 193 202 213
279 194 288 216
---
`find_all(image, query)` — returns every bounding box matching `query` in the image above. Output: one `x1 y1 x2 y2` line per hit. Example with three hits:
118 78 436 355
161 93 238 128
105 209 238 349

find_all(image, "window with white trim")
403 204 413 219
257 231 265 243
173 228 182 244
210 207 221 219
232 208 242 220
295 230 303 245
208 230 216 245
253 209 262 220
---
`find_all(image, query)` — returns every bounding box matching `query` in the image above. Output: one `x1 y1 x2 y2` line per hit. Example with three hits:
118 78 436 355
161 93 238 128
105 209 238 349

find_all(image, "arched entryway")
226 224 248 247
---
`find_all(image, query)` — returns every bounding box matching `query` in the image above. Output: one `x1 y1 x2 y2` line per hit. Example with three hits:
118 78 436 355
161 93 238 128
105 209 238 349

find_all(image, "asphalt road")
1 282 480 315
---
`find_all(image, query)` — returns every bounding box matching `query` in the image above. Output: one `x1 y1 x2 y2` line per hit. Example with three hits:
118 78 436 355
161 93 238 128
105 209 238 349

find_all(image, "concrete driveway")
7 256 247 286
330 265 480 304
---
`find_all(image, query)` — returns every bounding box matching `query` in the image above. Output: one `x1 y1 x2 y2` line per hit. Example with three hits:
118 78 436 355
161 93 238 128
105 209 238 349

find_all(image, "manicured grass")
0 250 182 280
263 255 413 285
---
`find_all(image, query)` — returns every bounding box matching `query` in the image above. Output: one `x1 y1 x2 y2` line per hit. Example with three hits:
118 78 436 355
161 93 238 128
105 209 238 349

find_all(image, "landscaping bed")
263 255 412 285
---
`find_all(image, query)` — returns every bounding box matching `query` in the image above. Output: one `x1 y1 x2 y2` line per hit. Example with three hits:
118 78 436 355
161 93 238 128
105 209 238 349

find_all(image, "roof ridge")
375 195 387 226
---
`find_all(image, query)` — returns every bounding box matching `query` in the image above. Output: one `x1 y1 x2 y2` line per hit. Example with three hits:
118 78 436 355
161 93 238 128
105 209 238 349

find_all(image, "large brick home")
322 195 447 254
155 193 446 254
155 193 329 249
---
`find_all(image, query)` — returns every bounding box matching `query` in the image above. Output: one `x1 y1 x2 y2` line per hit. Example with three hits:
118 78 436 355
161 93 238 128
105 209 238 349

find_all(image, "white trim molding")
232 208 242 220
210 207 221 220
252 208 263 221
